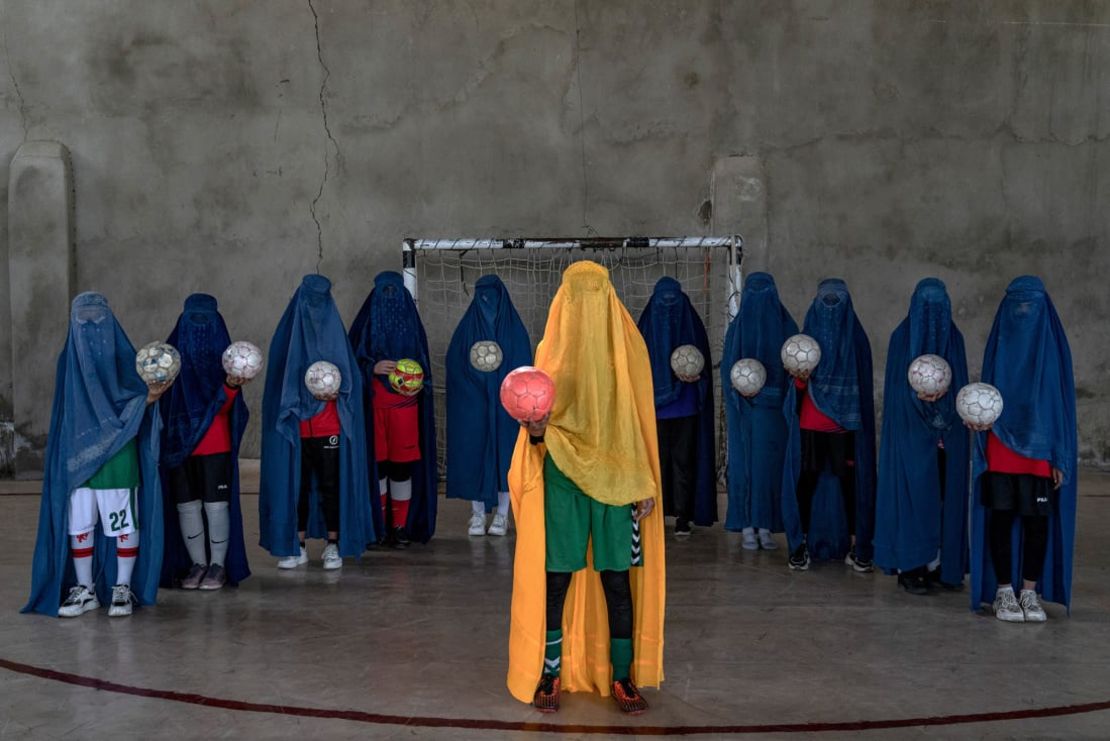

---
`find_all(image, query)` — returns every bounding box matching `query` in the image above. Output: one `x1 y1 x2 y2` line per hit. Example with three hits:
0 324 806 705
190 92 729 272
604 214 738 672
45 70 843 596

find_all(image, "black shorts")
800 429 855 477
981 472 1055 517
168 452 233 504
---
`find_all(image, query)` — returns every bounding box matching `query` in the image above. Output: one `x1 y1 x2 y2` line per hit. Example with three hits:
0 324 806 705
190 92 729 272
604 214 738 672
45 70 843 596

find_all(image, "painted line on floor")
2 656 1109 734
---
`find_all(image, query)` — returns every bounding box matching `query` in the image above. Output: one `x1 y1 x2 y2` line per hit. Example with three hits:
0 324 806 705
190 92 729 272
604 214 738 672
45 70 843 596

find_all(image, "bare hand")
226 374 250 388
676 373 701 384
1052 467 1064 490
146 380 171 405
633 498 655 522
522 412 550 438
373 360 397 376
313 390 339 402
963 420 992 433
917 390 946 402
789 368 811 382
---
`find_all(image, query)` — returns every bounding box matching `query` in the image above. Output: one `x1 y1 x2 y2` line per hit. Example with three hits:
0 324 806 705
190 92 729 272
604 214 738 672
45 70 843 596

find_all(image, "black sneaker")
898 568 929 596
674 518 691 537
533 674 561 713
926 567 963 591
845 548 874 573
788 542 810 571
611 677 648 714
390 527 410 549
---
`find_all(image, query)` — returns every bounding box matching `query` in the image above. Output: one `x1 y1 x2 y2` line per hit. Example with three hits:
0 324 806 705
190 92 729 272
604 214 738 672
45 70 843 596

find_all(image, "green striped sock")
610 638 633 682
543 630 562 677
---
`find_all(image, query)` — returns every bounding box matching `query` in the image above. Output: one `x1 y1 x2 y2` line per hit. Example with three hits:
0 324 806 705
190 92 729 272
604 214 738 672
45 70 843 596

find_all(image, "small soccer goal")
404 236 744 479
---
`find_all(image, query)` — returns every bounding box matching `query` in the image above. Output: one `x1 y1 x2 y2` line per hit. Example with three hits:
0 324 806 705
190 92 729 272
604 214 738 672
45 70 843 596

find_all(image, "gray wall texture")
1 0 1108 473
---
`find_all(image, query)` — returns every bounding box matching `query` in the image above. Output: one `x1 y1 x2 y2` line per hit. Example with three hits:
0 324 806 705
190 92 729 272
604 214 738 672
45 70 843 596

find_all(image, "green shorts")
544 454 633 573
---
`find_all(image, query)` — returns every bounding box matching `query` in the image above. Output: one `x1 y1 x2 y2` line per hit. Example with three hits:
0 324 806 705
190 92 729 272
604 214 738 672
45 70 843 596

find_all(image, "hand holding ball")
908 354 952 400
730 358 767 398
781 334 821 379
222 341 264 383
388 359 425 396
305 361 342 400
956 382 1003 431
670 345 704 381
136 342 181 385
500 366 556 424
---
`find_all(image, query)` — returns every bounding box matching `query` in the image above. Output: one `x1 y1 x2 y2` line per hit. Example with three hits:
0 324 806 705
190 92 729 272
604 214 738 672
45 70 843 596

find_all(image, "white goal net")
405 237 743 480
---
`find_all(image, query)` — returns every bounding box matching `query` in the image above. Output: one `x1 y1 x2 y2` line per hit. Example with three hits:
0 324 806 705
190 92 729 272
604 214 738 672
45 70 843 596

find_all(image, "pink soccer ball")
499 366 556 423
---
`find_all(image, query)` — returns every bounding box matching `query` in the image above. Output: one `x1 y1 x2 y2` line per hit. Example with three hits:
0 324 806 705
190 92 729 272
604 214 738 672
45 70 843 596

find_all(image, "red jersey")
192 386 239 457
300 400 341 438
987 432 1051 478
796 378 844 433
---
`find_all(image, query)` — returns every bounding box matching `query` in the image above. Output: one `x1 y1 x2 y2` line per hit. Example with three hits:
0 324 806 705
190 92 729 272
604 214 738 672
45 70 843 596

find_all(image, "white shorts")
68 487 138 538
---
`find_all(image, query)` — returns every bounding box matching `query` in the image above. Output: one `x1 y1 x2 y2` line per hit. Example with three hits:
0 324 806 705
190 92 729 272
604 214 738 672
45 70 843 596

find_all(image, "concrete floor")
2 469 1110 740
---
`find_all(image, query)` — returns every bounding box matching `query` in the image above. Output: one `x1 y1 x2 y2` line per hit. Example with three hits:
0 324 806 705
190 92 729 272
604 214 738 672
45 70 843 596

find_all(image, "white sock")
927 551 941 571
390 478 413 502
497 491 510 517
742 527 755 537
176 500 207 566
204 501 230 567
471 500 486 516
116 541 136 587
70 534 94 589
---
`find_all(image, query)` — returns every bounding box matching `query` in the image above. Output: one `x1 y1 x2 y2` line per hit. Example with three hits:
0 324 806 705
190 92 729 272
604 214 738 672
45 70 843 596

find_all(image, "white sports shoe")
993 586 1025 623
468 513 487 536
277 546 309 569
58 585 99 618
321 543 342 571
1020 589 1047 623
107 584 134 617
741 528 758 550
488 512 509 536
758 529 778 550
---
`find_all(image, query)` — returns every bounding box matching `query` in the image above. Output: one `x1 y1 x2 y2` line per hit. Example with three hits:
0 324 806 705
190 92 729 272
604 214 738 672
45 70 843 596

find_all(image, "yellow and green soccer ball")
388 358 425 396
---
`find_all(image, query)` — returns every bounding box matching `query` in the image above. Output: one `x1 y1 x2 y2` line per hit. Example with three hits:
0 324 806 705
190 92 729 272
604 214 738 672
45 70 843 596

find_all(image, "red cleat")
611 678 648 715
533 675 561 713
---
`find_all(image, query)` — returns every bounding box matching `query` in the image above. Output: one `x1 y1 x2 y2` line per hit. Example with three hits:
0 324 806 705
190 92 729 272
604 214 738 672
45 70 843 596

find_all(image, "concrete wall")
1 0 1107 469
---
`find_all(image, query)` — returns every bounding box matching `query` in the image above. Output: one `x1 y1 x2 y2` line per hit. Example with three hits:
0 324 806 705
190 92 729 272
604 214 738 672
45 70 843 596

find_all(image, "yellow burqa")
507 260 666 703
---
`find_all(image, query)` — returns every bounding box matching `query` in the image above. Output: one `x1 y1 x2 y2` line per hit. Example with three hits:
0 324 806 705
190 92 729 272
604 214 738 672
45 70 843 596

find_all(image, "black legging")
989 510 1049 584
546 570 632 639
298 437 340 533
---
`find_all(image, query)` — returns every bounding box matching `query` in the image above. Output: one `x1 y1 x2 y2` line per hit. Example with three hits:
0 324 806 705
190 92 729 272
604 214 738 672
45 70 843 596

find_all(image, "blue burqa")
970 276 1077 610
259 275 375 557
722 273 798 533
637 277 717 526
782 279 877 561
24 293 164 616
349 271 438 543
445 275 531 507
159 294 250 587
874 279 969 583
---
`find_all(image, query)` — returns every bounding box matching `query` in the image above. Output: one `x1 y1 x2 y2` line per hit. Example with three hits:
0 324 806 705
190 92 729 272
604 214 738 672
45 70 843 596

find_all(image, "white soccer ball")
908 354 952 398
304 361 342 398
469 340 503 373
136 342 181 385
781 334 821 375
956 383 1004 427
730 358 767 398
222 341 264 380
670 344 704 378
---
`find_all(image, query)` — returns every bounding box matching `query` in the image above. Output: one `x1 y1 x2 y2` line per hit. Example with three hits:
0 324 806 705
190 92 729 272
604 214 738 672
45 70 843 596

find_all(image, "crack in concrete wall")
307 0 341 271
2 25 29 140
